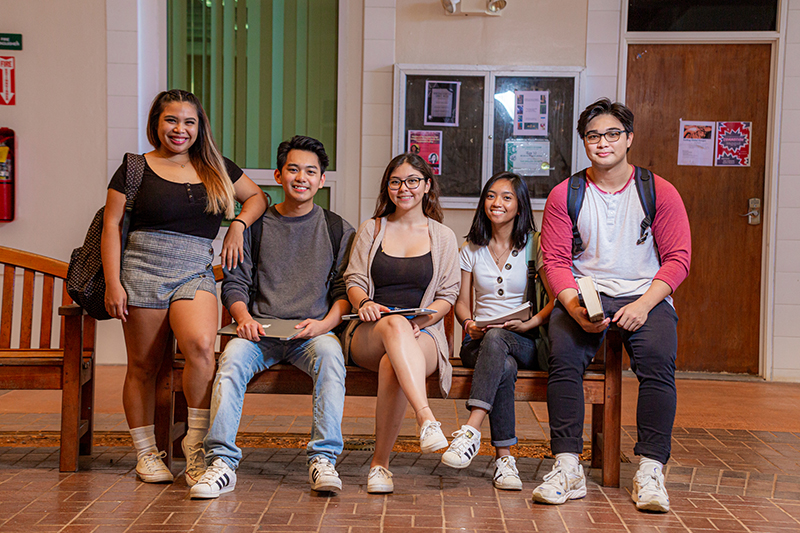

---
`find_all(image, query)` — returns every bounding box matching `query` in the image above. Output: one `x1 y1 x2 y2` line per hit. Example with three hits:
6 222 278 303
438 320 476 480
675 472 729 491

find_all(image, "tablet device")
218 318 304 340
341 308 436 321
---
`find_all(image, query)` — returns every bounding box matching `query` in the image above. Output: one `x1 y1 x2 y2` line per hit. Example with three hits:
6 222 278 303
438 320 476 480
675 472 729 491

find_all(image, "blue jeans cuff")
466 399 493 413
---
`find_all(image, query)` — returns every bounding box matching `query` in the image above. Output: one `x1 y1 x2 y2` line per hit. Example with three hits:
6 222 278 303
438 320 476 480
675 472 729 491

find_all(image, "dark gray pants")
460 328 540 447
547 295 678 463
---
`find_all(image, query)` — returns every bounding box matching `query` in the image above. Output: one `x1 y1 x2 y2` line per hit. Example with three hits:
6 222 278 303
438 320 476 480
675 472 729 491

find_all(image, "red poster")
407 130 442 175
715 121 751 167
0 57 15 106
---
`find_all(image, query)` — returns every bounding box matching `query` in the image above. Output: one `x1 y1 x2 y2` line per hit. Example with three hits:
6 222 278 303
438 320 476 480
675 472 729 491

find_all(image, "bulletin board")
394 65 582 209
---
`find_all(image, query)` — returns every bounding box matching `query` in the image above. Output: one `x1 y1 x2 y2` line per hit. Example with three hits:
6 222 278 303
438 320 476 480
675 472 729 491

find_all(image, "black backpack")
245 207 348 313
67 153 145 320
525 231 550 370
566 166 657 259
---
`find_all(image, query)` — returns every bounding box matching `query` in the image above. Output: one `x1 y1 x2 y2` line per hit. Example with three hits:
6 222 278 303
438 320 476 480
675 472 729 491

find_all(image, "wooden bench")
155 267 622 487
0 246 97 472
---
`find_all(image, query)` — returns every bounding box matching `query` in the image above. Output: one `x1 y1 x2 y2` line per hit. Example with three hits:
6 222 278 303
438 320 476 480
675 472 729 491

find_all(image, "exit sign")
0 34 22 51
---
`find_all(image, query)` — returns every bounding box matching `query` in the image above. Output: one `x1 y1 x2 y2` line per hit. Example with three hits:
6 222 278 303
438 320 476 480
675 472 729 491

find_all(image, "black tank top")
371 247 433 309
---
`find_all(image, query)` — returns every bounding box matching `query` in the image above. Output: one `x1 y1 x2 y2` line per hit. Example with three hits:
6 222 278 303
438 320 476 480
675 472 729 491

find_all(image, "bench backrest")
0 245 80 351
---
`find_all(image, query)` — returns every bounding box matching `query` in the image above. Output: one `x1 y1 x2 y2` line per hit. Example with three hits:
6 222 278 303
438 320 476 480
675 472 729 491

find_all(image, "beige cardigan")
342 216 461 397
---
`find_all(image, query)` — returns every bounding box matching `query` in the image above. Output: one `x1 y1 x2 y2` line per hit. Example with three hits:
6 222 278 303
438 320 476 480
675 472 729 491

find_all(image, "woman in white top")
442 171 554 490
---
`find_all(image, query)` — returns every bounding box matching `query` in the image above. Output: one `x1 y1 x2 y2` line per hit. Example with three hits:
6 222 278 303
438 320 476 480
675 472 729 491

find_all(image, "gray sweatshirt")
221 205 354 321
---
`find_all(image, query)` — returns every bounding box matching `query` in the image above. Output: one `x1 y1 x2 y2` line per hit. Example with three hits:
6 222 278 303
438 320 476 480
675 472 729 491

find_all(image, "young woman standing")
101 90 267 484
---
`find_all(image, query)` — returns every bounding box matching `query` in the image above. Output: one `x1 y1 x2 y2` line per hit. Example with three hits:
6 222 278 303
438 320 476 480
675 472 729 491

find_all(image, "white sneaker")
441 425 481 468
135 451 174 483
419 420 448 453
531 460 587 504
309 456 342 492
190 458 236 499
493 456 523 491
367 465 393 494
633 467 670 512
181 437 205 487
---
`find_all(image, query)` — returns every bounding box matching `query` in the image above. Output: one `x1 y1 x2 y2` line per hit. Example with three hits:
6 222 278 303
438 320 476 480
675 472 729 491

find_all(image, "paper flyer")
715 121 751 167
424 80 460 127
677 120 715 167
408 130 443 175
513 90 548 136
505 139 550 176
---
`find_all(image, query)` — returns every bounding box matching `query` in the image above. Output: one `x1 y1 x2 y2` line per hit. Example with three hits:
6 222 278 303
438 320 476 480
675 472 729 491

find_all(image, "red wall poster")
715 121 751 167
407 130 442 175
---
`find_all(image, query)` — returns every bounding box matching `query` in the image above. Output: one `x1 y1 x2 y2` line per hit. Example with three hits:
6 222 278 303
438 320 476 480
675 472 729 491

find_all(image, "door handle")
739 198 761 225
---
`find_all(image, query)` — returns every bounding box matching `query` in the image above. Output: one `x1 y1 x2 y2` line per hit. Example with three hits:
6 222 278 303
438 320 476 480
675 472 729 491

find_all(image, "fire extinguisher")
0 127 14 222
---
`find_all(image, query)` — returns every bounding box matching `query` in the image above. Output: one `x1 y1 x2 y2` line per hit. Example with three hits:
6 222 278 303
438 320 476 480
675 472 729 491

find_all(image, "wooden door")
626 44 769 374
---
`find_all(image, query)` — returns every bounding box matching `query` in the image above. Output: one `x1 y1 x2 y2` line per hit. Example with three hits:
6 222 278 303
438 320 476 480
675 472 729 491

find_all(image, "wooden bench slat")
1 264 14 349
40 274 55 348
19 269 35 349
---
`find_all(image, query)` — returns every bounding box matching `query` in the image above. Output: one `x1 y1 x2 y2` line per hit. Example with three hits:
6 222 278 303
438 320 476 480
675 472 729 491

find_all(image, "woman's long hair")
146 89 236 218
373 153 443 223
466 171 534 250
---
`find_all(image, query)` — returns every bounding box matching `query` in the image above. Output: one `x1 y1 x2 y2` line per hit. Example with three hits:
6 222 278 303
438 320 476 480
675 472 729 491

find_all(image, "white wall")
773 0 800 381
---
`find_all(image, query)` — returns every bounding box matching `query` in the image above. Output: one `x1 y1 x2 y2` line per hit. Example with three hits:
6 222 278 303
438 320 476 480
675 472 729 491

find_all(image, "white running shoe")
135 451 174 483
189 458 237 499
531 460 587 504
181 437 205 487
367 465 394 494
632 467 670 512
419 420 448 453
309 456 342 492
493 456 523 491
441 425 481 468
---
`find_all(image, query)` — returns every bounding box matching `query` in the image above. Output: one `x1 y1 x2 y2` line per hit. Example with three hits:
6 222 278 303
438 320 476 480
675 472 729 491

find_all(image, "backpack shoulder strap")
633 166 657 245
123 153 146 206
566 169 587 258
246 214 264 309
323 208 345 287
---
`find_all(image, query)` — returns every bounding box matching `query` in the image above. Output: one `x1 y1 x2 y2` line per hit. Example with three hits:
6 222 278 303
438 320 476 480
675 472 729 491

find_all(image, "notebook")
341 308 436 321
218 318 304 340
474 302 533 328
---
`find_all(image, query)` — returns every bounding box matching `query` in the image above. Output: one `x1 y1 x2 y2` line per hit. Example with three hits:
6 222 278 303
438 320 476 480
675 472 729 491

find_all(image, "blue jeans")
204 333 346 470
460 328 539 448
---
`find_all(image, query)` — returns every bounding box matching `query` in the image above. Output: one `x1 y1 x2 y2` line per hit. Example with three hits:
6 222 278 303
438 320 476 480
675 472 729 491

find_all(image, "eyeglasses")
584 130 625 144
388 177 427 190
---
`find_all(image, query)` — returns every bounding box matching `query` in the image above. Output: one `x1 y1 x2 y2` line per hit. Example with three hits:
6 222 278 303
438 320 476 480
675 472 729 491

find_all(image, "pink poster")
715 121 751 167
408 130 442 175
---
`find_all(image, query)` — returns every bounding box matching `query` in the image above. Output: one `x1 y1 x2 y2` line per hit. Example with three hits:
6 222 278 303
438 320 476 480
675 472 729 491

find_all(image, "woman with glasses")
440 171 554 490
343 153 460 494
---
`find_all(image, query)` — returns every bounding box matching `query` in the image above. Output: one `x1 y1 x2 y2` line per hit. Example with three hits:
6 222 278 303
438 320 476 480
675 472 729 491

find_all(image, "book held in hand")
474 301 532 328
341 308 436 321
577 276 605 322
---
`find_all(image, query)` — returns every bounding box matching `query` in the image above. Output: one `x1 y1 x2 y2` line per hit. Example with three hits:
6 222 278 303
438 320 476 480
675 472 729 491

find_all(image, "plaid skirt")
121 230 216 309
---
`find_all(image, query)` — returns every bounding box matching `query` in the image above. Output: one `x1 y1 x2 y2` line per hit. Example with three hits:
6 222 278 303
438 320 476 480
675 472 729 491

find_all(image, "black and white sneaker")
189 458 236 499
441 425 481 469
309 456 342 492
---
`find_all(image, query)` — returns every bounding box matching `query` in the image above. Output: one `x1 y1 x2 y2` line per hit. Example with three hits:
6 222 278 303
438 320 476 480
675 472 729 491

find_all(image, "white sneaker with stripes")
441 425 481 468
189 458 236 499
309 456 342 492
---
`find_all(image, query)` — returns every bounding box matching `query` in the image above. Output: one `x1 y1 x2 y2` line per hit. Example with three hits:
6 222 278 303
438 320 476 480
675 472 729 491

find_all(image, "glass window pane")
492 76 575 200
168 0 338 170
628 0 777 32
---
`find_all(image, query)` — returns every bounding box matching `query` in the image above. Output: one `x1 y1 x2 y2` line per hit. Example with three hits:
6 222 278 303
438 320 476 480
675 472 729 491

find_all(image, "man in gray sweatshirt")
190 136 354 499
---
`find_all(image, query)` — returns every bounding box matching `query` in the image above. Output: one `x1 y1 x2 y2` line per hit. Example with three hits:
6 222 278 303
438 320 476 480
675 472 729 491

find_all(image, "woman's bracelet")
462 317 474 329
358 297 372 309
230 218 247 229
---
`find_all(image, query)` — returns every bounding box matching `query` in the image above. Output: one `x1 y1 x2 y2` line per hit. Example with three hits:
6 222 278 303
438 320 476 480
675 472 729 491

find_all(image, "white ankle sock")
129 425 158 460
186 408 210 446
639 457 664 475
555 452 580 469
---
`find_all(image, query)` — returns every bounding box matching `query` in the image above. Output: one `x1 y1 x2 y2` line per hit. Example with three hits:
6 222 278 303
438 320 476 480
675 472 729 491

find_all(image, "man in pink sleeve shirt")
532 99 691 513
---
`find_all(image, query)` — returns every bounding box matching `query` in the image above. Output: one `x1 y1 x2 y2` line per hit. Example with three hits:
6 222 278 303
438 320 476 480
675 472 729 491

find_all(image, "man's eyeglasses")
584 130 625 144
388 177 427 190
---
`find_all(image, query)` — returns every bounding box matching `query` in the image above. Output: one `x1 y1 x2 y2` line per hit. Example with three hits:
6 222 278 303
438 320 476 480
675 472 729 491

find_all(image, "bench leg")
601 330 623 488
79 356 95 456
591 403 603 470
59 314 83 472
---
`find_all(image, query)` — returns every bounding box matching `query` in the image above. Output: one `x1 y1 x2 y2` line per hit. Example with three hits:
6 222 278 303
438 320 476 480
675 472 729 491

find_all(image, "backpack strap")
119 153 146 254
524 231 539 302
322 208 345 288
633 166 657 246
246 214 264 311
566 169 587 259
